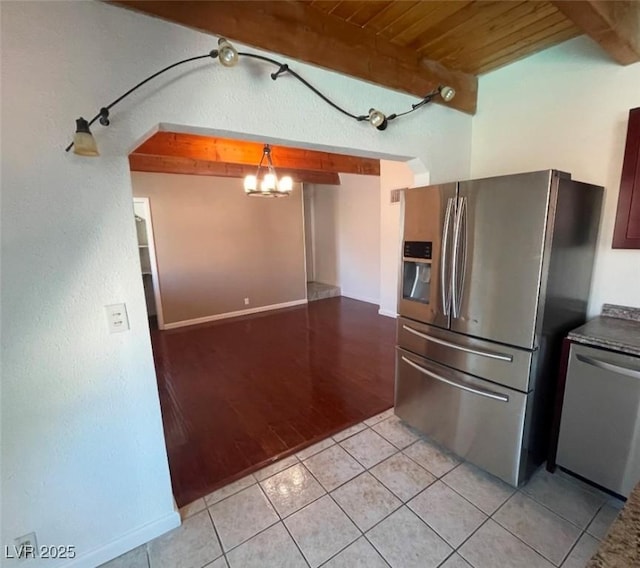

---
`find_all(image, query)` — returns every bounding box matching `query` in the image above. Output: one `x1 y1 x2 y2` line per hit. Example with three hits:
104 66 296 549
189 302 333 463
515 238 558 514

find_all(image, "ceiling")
115 1 639 115
306 0 580 75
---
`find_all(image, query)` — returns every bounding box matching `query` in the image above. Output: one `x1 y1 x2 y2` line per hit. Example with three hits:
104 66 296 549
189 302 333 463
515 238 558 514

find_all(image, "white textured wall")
471 36 640 315
311 174 381 304
1 1 471 565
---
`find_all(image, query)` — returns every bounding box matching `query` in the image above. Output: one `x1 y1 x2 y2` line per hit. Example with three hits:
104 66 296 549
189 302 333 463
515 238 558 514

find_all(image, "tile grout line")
518 486 606 531
558 528 588 568
487 506 574 567
512 485 604 541
405 482 490 550
205 507 229 568
368 457 438 504
203 473 258 509
207 484 282 559
279 514 313 568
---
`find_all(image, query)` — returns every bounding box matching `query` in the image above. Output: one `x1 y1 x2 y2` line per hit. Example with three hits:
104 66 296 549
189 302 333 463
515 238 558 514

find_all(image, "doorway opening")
126 127 423 506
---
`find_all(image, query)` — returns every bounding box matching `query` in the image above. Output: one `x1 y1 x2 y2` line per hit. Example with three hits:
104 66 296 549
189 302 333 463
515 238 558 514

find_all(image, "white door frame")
133 197 165 330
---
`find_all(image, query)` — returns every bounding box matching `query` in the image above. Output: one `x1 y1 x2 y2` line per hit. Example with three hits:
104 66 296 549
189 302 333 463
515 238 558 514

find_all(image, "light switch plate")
105 303 129 333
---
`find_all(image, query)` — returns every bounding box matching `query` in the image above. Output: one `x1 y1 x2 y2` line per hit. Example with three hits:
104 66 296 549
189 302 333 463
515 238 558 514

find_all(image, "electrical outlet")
105 303 129 333
13 532 38 561
244 298 250 306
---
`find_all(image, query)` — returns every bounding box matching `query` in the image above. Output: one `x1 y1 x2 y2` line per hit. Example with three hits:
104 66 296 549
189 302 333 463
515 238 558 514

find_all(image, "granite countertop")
587 481 640 568
568 304 640 357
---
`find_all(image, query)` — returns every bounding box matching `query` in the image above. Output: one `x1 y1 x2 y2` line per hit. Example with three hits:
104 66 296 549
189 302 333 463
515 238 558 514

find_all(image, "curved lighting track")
65 38 456 154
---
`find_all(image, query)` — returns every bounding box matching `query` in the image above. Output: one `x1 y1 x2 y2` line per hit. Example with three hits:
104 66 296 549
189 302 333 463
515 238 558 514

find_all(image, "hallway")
152 297 396 506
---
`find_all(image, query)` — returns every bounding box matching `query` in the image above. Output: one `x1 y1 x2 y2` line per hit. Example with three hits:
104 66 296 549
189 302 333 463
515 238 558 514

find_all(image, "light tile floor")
101 410 624 568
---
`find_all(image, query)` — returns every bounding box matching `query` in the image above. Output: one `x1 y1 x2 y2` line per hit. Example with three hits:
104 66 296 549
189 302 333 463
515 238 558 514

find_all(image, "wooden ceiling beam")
133 132 380 175
111 0 477 114
129 154 341 185
552 1 640 65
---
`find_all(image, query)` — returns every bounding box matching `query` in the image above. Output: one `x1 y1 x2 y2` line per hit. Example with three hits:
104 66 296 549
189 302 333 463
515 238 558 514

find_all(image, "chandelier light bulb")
218 38 239 67
369 108 388 131
244 175 257 193
278 176 293 192
439 86 456 102
262 173 277 192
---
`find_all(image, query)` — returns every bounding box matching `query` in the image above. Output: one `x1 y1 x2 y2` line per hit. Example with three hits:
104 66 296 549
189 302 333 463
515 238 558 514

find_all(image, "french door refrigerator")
395 170 602 486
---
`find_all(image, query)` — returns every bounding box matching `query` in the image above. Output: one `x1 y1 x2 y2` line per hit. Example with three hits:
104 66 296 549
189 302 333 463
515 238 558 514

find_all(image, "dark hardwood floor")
151 297 396 507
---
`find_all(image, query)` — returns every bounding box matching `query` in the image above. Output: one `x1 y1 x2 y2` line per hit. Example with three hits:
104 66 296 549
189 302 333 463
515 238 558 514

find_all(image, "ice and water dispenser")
402 241 432 304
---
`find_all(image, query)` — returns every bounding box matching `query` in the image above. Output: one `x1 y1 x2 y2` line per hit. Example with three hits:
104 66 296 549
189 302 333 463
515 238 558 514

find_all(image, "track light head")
369 108 388 131
73 117 99 156
217 38 239 67
439 86 456 102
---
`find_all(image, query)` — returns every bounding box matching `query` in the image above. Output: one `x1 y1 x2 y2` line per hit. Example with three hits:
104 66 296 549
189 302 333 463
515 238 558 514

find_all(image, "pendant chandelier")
243 144 293 198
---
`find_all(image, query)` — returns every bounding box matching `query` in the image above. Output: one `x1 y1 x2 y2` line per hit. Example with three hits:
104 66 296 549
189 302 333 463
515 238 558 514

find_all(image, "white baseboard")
340 292 380 306
378 308 398 318
162 299 308 330
61 510 180 568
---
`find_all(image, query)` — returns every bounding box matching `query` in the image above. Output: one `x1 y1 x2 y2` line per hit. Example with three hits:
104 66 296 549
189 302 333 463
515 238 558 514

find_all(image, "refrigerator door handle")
441 197 455 315
451 196 467 318
401 325 514 362
401 356 509 402
576 354 640 380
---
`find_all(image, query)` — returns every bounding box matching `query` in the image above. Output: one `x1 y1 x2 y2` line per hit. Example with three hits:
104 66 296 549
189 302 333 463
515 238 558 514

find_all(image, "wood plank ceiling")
306 0 580 75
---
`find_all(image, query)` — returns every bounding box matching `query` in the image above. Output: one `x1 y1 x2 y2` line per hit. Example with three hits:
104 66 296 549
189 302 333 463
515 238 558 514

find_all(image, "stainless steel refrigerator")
395 170 602 486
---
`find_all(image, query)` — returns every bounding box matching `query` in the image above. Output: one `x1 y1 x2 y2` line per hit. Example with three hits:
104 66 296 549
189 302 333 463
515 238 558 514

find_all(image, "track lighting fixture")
64 37 458 155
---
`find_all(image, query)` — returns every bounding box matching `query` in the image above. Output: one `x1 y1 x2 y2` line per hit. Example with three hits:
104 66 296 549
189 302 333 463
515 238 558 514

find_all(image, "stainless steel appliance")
395 170 603 486
557 343 640 497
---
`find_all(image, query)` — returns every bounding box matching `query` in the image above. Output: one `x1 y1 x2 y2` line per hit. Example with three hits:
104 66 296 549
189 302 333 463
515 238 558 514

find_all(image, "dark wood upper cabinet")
613 107 640 249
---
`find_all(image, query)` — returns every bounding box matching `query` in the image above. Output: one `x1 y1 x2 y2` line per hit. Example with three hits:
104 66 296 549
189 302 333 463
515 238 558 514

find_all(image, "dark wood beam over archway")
132 132 380 175
129 154 342 184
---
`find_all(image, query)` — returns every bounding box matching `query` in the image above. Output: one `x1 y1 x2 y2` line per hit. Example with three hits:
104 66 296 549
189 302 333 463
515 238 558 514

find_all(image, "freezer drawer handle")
401 356 509 402
402 325 514 362
576 353 640 380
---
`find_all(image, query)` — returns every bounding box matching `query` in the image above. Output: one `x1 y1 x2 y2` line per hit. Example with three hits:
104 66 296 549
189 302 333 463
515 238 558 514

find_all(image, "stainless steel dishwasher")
557 342 640 497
